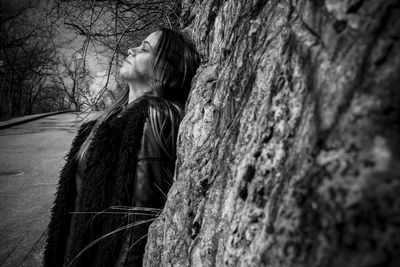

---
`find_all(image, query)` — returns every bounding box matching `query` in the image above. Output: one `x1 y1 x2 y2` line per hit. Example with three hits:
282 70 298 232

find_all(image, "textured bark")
145 0 400 266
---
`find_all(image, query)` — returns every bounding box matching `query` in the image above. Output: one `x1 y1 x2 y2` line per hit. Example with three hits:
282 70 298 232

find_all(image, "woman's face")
120 31 161 84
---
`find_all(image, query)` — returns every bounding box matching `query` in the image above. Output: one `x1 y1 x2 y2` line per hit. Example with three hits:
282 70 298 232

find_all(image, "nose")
128 47 138 56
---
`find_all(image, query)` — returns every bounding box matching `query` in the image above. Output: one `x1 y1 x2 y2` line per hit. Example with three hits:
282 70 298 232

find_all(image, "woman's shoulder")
143 96 183 158
123 95 184 132
145 95 183 120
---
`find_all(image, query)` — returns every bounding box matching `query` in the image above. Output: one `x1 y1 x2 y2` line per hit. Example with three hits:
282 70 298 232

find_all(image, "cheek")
120 56 154 81
136 57 153 76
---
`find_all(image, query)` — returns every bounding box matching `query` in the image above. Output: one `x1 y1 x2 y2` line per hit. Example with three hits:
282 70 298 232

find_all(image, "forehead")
144 31 161 47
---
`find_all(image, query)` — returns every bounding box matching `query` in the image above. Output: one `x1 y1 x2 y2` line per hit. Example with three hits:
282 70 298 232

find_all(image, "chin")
120 62 132 77
119 70 127 79
120 72 136 82
120 68 131 80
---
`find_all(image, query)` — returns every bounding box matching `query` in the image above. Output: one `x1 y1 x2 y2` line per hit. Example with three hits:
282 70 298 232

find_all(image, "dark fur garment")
44 97 150 267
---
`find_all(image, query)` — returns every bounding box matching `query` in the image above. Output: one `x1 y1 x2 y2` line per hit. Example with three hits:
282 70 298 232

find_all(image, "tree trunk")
145 0 400 266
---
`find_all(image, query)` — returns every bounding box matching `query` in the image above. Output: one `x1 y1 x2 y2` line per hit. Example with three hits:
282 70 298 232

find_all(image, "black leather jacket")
114 120 175 266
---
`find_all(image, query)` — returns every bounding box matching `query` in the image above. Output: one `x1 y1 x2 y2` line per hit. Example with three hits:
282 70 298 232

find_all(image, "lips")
124 59 132 65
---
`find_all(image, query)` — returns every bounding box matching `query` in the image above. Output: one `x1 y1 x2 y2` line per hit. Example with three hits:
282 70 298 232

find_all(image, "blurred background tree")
0 0 180 121
0 0 57 119
49 0 181 112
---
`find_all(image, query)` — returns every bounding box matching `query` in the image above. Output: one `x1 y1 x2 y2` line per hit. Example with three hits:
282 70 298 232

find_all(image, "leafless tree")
50 0 181 110
0 0 57 119
50 53 92 111
0 0 181 120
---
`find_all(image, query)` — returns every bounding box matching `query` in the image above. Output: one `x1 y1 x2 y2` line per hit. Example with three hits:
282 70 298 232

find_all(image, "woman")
44 28 200 267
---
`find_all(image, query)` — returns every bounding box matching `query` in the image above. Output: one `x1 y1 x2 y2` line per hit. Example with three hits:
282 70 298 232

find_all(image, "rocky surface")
145 0 400 266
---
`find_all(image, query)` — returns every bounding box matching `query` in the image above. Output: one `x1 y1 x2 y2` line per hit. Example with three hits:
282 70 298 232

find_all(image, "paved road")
0 112 98 267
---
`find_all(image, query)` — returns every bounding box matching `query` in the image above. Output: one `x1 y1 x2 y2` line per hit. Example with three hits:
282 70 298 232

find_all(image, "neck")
127 81 151 104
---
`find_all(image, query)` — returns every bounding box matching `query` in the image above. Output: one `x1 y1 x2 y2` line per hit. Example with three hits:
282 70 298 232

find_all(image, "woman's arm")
115 118 176 267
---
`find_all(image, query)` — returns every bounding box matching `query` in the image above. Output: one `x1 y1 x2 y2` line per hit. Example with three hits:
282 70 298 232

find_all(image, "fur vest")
44 96 180 267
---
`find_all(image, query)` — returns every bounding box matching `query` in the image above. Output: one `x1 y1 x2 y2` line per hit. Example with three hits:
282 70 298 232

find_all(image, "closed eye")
142 40 152 51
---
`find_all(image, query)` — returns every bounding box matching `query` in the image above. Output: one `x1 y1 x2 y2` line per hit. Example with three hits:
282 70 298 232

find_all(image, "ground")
0 112 97 267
